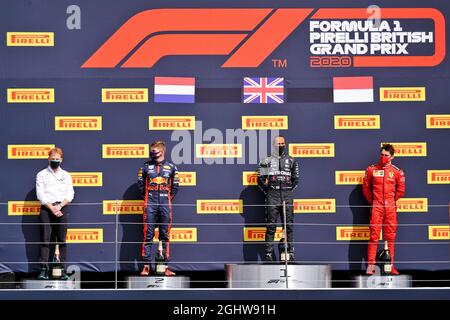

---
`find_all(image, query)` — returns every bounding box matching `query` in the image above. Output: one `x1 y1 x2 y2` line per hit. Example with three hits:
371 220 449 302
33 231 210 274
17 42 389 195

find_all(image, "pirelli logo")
335 171 365 185
380 87 426 101
336 226 381 241
196 144 242 158
66 229 103 243
149 116 195 130
102 144 149 158
294 199 336 213
154 228 197 242
334 115 380 129
427 170 450 184
103 200 144 214
244 227 283 242
382 142 427 157
178 172 196 186
428 226 450 240
101 88 148 102
241 116 288 130
197 200 243 214
243 171 258 186
7 88 55 103
71 172 103 187
8 144 55 159
8 201 40 216
55 116 102 131
426 115 450 129
396 198 428 213
289 143 335 158
7 32 54 46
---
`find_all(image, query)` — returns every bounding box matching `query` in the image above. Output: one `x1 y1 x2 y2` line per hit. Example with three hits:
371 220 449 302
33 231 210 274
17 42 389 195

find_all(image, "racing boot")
140 264 152 276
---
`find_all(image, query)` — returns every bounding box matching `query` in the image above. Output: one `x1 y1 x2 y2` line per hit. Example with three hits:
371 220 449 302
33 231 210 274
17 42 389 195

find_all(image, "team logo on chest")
284 159 290 167
373 170 384 177
150 177 166 184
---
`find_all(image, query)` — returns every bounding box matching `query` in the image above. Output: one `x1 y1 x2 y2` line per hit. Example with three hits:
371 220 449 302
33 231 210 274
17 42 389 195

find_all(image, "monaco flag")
333 76 374 103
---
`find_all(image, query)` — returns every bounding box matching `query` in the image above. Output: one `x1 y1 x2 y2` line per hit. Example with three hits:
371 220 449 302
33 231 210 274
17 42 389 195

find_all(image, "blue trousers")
141 193 172 262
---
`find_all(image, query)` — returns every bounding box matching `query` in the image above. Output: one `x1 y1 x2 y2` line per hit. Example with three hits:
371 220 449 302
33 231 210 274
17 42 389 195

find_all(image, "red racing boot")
164 267 176 276
140 264 152 276
366 264 375 275
391 266 400 275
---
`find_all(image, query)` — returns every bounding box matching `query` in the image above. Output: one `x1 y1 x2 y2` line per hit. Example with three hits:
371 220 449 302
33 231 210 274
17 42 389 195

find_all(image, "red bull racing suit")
138 160 179 262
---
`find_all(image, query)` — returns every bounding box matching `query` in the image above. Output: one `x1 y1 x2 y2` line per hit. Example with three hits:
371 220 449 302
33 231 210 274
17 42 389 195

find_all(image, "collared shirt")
36 166 75 205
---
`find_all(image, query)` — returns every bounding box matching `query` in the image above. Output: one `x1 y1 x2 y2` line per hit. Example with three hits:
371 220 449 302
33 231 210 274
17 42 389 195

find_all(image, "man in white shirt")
36 147 74 280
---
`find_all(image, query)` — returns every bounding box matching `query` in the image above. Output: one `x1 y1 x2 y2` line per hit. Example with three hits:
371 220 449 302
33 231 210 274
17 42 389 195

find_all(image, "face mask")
50 160 61 169
380 155 390 165
150 151 161 160
278 146 286 155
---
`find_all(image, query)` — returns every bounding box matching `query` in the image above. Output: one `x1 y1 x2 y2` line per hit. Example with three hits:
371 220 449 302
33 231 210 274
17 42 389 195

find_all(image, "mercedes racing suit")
258 152 299 257
138 159 179 262
362 163 405 266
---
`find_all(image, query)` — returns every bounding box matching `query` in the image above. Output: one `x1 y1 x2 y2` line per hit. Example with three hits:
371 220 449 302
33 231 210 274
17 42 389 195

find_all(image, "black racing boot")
288 252 296 263
60 269 70 280
37 267 49 280
264 252 274 263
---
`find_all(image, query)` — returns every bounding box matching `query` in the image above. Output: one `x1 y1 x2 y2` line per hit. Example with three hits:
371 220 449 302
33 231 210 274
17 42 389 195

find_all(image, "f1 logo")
82 8 445 69
82 8 313 68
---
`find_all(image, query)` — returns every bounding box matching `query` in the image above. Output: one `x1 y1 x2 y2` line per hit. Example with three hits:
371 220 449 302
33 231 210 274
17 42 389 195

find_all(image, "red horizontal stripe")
155 77 195 86
244 88 284 93
333 76 373 90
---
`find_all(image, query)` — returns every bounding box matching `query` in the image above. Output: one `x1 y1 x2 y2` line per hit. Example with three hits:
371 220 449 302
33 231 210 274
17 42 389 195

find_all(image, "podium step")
22 279 80 289
353 275 412 288
226 264 332 288
126 276 190 289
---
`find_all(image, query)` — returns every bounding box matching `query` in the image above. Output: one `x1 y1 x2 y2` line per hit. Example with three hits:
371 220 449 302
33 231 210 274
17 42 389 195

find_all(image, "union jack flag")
243 77 284 104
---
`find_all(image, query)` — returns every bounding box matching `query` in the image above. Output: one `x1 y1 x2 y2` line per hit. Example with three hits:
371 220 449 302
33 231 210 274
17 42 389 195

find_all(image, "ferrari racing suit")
362 163 405 266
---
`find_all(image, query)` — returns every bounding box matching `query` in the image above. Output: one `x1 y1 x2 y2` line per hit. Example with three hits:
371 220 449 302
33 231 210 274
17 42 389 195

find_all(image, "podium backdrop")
1 0 449 273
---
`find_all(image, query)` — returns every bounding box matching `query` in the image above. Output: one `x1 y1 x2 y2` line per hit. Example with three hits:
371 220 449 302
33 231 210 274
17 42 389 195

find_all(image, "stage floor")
1 287 450 300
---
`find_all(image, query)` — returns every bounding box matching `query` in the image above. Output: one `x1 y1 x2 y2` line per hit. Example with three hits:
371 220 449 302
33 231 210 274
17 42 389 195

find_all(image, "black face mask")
150 151 161 160
50 160 61 169
278 146 286 155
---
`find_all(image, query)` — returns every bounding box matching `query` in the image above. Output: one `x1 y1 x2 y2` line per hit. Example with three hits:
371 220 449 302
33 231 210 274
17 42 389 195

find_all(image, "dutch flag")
333 76 374 103
154 77 195 103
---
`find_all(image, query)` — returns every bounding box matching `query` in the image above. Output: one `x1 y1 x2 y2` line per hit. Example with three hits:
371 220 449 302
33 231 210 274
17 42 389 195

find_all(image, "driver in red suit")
363 144 405 275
